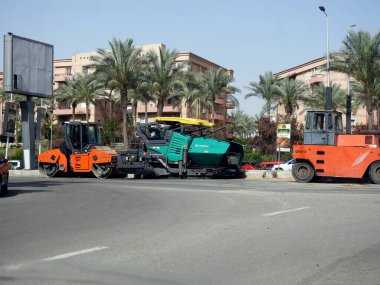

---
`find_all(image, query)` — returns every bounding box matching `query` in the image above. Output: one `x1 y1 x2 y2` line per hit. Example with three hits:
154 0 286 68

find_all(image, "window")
65 67 72 75
365 136 372 145
313 113 325 131
334 114 343 130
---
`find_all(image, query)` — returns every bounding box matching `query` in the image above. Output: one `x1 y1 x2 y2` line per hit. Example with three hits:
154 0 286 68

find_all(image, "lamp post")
346 24 356 134
319 6 332 110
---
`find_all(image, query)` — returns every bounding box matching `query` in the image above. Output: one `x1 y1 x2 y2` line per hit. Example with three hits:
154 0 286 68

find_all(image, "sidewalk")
9 169 295 181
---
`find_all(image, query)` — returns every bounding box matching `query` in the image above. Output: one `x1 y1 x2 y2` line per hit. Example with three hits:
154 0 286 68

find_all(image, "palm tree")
146 46 186 116
303 83 346 112
245 71 280 117
201 68 240 124
75 74 105 122
303 83 347 113
330 30 380 129
95 72 120 119
172 72 204 118
55 77 82 121
91 38 143 148
275 78 307 119
130 80 156 122
229 109 256 138
351 79 380 126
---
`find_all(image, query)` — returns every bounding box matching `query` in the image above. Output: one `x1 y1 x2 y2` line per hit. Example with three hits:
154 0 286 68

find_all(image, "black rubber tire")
292 162 315 183
369 161 380 184
0 174 8 195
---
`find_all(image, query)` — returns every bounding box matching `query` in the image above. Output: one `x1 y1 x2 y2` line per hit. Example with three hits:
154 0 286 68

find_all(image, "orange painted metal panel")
293 144 380 178
70 153 91 172
38 149 68 172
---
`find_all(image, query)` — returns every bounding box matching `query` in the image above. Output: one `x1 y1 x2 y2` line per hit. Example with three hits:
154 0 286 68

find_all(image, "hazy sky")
1 0 379 116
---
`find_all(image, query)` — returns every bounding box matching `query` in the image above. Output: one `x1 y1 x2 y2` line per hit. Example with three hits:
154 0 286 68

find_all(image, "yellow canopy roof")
155 117 214 127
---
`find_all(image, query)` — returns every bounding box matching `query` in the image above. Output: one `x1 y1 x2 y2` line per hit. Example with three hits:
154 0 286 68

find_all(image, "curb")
245 170 295 181
9 170 41 177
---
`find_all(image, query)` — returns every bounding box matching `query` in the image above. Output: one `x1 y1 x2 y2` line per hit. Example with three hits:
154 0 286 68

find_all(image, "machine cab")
304 111 343 145
65 122 101 152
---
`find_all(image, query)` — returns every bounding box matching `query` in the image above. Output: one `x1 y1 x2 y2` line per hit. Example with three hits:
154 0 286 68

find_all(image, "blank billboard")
3 34 53 98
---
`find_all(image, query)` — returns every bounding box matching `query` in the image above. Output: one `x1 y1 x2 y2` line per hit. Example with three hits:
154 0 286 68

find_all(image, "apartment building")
53 43 236 126
275 56 367 126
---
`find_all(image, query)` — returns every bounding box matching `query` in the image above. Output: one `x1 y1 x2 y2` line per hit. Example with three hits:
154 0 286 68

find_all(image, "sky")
1 0 379 116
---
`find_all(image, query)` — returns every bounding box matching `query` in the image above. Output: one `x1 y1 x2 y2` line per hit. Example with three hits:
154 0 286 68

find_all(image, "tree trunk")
72 104 77 122
144 102 148 122
285 107 292 122
186 103 191 119
369 109 374 130
108 90 113 119
157 99 164 117
197 99 200 119
86 101 90 123
121 89 129 149
133 100 137 125
266 99 272 118
377 107 380 128
211 103 215 124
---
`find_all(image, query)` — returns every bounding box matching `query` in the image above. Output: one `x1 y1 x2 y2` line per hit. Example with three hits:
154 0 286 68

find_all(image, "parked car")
271 159 295 171
240 162 259 171
0 155 9 196
8 160 23 170
259 161 284 170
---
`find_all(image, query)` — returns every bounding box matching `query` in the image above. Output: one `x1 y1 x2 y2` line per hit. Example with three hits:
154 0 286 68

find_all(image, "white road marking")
41 246 108 262
262 207 310 217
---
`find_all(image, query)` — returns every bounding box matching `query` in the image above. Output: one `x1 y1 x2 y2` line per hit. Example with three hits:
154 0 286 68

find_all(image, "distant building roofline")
275 55 326 77
54 50 233 73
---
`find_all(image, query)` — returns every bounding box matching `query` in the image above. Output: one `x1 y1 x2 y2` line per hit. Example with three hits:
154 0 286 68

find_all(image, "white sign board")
3 34 53 98
277 123 291 152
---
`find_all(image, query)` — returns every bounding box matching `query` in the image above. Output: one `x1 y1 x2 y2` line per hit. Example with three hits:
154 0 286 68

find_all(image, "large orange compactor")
292 110 380 183
38 122 118 178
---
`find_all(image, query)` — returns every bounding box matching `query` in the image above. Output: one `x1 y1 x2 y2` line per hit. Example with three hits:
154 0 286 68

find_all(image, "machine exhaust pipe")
325 86 332 110
346 94 352 134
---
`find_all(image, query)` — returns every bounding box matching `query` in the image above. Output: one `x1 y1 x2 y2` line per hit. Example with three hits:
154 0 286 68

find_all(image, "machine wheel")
92 163 113 179
39 162 59 178
0 174 8 195
292 162 315 183
369 161 380 184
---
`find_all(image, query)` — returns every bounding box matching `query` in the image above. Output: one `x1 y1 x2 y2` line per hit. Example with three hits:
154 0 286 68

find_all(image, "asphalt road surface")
1 176 380 285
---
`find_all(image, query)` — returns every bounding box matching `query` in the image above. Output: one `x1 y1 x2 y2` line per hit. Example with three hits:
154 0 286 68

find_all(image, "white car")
271 159 295 171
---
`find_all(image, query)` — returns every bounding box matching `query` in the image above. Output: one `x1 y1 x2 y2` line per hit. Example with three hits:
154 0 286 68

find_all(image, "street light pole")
319 6 332 110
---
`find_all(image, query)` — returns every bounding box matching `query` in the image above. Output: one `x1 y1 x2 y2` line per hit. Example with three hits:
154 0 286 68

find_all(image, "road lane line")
41 246 108 262
262 207 310 217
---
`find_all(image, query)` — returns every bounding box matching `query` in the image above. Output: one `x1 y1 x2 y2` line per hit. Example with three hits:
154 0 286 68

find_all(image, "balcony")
214 113 225 121
54 106 86 116
137 104 180 114
309 74 324 85
54 74 72 82
214 97 226 105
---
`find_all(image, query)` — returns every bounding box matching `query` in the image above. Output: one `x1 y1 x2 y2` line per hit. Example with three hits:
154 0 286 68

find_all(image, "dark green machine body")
117 119 244 178
147 132 242 167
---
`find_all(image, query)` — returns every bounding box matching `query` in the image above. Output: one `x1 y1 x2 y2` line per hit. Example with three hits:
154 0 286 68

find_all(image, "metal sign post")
20 98 36 169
